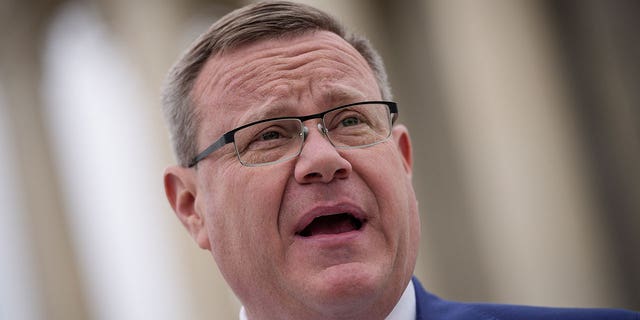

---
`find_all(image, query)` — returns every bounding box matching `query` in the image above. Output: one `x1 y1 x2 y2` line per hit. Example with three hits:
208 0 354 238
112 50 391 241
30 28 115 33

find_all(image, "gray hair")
161 0 392 167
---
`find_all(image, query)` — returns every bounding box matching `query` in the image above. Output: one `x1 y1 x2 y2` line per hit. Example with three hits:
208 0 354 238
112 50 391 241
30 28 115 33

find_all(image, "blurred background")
1 0 638 319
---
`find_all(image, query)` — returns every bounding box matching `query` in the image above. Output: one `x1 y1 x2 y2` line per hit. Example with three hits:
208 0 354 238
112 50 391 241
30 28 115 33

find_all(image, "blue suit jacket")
413 277 639 320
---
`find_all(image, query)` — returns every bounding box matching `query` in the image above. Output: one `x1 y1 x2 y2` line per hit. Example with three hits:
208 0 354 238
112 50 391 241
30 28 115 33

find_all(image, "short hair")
161 0 392 167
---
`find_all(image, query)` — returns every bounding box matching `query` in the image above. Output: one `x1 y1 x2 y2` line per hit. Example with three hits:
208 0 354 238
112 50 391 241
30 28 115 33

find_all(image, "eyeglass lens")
233 103 392 166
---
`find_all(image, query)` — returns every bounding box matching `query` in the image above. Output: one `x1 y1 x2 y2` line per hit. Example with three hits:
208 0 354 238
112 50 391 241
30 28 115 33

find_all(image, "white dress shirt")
239 280 416 320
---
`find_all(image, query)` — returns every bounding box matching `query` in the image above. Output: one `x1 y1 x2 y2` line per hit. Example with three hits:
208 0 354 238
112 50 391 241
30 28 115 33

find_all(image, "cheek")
203 165 292 272
212 171 284 234
351 147 416 234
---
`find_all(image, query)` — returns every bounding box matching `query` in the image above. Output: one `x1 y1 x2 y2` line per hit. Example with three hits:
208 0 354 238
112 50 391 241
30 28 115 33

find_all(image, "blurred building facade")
1 0 638 319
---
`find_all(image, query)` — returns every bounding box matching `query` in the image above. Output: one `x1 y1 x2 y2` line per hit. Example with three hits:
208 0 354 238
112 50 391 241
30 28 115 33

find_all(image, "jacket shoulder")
412 277 639 320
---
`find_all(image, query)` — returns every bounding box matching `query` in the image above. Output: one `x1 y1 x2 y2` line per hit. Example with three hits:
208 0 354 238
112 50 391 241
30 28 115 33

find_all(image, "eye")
235 119 302 157
331 111 368 130
241 124 294 152
251 126 290 145
340 116 362 127
259 130 282 141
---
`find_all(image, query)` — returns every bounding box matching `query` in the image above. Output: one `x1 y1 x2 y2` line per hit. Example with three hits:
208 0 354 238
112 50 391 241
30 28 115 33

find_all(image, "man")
161 1 638 319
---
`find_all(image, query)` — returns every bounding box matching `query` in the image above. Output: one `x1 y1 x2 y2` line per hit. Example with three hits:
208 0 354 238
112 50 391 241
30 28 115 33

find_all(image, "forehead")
191 31 380 138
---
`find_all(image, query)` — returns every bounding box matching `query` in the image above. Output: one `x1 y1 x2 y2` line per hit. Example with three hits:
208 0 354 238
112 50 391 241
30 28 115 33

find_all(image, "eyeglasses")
188 101 398 167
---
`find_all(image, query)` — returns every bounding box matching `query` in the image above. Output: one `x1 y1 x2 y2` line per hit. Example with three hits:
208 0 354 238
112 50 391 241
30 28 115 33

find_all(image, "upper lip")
293 202 367 236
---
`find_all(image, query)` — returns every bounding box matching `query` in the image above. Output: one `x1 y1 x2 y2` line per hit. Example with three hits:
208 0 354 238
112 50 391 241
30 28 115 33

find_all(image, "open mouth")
297 213 365 237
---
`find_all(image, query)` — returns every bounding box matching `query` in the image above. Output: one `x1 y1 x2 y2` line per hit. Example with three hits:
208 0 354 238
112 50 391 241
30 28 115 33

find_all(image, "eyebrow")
238 86 368 125
323 84 368 103
240 103 293 125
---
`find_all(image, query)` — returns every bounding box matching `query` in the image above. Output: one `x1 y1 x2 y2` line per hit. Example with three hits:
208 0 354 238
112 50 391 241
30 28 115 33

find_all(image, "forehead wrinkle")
237 58 371 105
230 35 373 92
195 31 376 104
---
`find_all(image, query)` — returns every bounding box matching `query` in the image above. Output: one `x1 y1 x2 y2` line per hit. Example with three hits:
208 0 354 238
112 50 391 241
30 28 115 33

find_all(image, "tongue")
305 214 357 236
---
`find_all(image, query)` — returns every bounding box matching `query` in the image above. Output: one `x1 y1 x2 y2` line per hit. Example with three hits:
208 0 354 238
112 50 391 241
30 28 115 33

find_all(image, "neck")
241 279 414 320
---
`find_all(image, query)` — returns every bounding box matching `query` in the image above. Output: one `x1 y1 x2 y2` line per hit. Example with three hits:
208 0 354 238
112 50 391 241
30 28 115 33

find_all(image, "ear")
392 124 413 177
164 165 211 250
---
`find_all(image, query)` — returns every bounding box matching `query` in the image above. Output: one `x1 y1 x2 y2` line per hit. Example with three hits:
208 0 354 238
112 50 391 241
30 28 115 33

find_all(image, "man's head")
162 1 420 319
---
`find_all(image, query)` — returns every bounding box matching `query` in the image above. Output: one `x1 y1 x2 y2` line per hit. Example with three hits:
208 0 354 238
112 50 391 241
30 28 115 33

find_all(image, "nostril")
305 172 322 180
334 168 348 179
303 168 347 182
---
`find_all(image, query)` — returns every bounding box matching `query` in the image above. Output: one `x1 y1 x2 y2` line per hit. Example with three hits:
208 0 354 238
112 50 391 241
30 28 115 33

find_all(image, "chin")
287 262 399 319
310 262 386 304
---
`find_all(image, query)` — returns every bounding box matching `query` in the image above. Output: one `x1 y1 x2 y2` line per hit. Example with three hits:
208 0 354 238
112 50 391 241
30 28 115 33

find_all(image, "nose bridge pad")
300 122 333 154
317 122 327 136
301 123 329 141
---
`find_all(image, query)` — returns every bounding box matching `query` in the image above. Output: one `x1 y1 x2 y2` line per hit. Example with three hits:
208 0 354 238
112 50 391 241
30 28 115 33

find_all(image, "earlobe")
392 125 413 177
164 166 211 250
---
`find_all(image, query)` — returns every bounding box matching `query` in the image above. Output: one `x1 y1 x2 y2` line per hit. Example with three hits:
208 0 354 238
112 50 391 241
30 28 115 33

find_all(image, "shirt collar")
386 280 416 320
239 280 416 320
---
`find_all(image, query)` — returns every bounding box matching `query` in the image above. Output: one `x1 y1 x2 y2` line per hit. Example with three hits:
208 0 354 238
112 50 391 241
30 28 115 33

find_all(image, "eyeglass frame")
188 100 399 168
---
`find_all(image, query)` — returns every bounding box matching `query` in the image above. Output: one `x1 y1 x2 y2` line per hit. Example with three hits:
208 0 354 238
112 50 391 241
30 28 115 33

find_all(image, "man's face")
165 31 420 319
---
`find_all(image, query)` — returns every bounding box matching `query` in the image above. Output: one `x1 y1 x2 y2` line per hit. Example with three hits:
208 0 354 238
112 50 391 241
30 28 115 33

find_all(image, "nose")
294 123 352 184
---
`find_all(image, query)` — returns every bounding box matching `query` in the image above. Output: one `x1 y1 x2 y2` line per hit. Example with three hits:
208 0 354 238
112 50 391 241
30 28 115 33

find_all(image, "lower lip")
295 224 366 245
